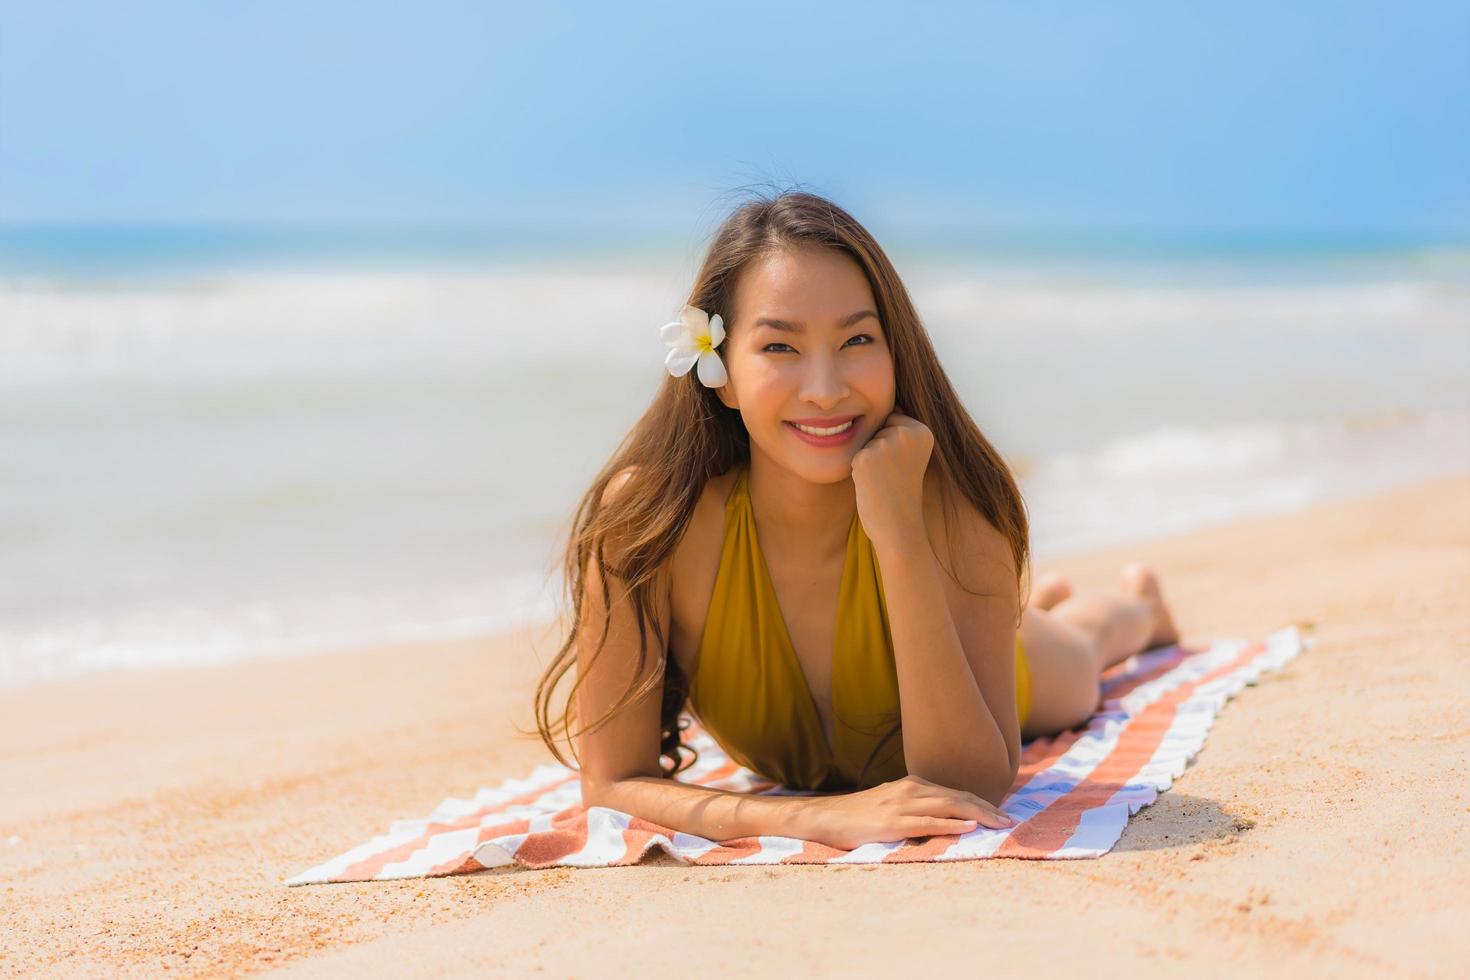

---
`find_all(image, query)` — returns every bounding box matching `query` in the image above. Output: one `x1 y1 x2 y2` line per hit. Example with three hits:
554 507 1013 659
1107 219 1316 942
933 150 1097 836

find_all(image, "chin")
779 453 856 485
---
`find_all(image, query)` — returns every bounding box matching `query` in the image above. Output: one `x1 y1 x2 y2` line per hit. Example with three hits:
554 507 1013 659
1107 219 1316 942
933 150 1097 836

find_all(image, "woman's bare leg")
1018 562 1182 737
1028 572 1074 611
1047 562 1180 673
1121 563 1181 650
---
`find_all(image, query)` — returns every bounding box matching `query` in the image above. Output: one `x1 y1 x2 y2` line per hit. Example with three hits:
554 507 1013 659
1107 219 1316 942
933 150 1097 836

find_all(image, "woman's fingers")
905 792 1016 828
899 816 985 840
968 808 1016 829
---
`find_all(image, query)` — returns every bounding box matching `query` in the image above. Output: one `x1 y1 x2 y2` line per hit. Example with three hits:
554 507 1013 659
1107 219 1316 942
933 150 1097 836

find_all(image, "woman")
532 191 1180 852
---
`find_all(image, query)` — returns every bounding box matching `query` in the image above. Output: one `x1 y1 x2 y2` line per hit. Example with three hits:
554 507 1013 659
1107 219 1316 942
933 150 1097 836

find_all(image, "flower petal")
660 320 691 347
665 347 699 377
696 350 728 387
708 313 724 348
680 305 710 335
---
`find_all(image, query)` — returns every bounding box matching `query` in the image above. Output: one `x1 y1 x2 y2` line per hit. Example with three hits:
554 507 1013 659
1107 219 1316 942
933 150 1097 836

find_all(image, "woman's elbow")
972 759 1021 809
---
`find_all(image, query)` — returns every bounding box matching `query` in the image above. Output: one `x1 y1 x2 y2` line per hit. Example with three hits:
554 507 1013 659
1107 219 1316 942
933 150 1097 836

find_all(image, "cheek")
739 359 788 398
854 352 896 400
741 376 787 421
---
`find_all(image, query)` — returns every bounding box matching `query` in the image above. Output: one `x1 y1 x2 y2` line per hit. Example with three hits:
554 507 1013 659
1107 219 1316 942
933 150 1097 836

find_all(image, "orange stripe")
1015 727 1087 784
336 811 520 882
997 640 1266 858
518 756 749 869
890 658 1190 865
782 838 847 863
1099 644 1195 699
691 835 767 863
424 815 535 877
336 771 579 881
881 832 959 862
612 815 680 866
1009 648 1188 792
513 801 597 868
426 852 494 877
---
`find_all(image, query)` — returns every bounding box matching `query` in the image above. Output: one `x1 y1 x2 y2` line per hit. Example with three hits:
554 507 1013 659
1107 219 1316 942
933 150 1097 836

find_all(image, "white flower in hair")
660 304 728 388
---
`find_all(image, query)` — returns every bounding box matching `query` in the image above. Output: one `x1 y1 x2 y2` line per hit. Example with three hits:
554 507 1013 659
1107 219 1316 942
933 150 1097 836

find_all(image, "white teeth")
792 419 854 436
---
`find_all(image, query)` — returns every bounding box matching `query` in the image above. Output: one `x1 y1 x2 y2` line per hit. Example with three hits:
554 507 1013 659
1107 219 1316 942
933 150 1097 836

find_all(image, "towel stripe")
284 626 1304 884
998 640 1264 857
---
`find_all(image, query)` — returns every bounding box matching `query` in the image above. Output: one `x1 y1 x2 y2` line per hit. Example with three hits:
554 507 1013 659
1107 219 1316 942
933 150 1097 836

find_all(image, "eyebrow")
753 310 879 333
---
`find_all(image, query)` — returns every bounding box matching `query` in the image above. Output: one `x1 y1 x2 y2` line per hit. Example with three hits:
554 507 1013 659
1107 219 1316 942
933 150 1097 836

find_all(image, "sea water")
1 230 1466 689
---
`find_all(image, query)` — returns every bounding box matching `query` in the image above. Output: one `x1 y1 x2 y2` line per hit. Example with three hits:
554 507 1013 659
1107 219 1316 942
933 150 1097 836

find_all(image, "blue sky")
1 1 1466 239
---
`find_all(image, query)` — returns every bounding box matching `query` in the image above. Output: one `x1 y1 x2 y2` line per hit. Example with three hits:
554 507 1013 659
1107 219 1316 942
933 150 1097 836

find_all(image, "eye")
761 335 874 354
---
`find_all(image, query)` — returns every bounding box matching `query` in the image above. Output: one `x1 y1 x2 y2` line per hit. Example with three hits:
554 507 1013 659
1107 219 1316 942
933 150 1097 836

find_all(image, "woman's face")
716 246 896 485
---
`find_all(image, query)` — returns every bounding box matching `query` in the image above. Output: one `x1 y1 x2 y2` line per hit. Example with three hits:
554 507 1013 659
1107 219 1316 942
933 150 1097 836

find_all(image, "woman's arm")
584 775 826 842
874 484 1022 806
573 466 826 842
588 770 1017 847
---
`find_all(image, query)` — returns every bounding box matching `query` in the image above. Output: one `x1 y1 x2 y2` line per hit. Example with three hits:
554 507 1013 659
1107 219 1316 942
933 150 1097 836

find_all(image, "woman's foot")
1120 562 1181 649
1029 573 1074 611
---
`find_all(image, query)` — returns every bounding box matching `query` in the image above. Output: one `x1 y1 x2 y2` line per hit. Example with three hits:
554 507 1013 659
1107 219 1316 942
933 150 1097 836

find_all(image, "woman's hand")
850 410 934 552
801 774 1017 851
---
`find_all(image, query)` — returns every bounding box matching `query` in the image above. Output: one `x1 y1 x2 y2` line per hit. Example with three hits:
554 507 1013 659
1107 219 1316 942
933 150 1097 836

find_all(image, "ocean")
2 227 1466 690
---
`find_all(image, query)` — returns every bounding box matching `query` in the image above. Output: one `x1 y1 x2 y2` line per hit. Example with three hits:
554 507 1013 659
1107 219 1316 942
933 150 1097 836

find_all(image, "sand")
3 474 1468 978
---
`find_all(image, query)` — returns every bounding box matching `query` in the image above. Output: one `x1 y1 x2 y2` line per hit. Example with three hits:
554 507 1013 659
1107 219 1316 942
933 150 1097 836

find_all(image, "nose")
798 350 850 409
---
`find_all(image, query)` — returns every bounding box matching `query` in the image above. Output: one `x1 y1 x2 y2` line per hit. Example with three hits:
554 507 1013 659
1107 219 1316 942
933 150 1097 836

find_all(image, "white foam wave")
1023 409 1470 556
0 568 562 692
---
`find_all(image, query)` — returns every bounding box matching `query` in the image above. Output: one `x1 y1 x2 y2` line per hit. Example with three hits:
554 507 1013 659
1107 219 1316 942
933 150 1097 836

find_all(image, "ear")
714 365 738 410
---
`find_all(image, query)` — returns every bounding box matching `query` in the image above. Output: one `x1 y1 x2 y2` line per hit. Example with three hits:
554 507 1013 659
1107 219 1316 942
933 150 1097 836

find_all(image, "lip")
785 415 860 447
787 414 861 426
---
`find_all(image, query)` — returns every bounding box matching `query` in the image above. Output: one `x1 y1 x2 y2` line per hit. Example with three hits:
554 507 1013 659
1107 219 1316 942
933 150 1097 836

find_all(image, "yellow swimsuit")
688 463 1032 792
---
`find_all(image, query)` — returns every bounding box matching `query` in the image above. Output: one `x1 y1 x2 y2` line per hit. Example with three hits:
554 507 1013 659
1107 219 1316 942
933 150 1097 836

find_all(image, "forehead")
734 247 876 321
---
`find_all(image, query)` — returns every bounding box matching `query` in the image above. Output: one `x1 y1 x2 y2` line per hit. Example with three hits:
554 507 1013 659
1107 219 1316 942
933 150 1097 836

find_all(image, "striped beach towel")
285 624 1305 884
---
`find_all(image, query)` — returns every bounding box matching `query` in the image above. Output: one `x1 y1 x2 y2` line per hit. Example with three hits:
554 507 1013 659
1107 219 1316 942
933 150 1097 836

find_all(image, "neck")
745 451 856 563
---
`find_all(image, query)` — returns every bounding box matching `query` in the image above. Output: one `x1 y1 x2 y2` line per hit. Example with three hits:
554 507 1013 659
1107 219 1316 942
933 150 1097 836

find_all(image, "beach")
5 3 1467 974
3 472 1467 977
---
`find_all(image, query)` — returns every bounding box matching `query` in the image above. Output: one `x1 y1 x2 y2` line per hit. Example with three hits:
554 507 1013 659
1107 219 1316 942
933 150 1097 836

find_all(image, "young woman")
533 191 1181 852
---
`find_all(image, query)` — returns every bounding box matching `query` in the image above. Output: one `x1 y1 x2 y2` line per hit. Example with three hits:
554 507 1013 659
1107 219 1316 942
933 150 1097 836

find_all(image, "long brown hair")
529 187 1031 788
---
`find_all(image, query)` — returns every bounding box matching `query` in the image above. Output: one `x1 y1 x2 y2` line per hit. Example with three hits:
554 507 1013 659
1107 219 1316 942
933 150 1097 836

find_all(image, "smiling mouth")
788 419 857 436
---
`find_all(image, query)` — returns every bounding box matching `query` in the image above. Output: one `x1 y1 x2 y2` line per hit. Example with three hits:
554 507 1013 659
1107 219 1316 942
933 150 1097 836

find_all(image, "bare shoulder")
602 464 734 516
595 465 646 572
601 464 640 505
921 466 1018 592
596 461 735 602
